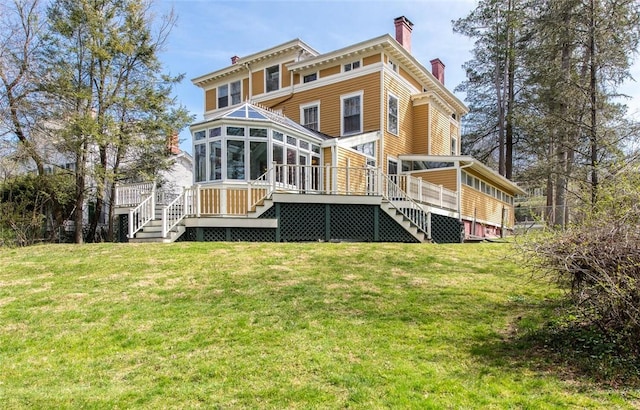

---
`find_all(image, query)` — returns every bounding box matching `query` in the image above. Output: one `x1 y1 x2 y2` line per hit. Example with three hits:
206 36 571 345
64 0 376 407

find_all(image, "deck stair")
129 203 186 243
380 200 430 243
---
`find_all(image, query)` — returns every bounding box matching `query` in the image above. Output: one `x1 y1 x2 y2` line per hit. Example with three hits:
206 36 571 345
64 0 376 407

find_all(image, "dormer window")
266 64 280 92
343 60 360 72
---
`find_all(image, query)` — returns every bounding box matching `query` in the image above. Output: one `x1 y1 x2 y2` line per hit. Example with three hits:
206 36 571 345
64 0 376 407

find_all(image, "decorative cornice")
191 39 319 87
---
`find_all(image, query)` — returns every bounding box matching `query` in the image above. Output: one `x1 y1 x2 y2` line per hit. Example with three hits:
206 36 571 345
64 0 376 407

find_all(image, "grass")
0 242 638 408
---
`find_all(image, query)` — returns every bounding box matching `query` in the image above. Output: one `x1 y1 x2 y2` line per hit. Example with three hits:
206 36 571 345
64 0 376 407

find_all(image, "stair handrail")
381 172 431 239
161 189 189 238
128 188 155 238
247 163 276 214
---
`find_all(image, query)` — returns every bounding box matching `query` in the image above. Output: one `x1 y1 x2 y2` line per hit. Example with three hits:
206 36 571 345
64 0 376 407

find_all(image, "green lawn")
0 242 637 408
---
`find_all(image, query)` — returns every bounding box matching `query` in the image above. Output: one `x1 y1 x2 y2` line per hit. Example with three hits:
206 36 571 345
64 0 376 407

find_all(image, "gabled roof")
191 39 319 87
190 101 328 141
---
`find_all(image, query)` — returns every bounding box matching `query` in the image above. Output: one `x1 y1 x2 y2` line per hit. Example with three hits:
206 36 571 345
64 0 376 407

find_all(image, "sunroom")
192 102 326 185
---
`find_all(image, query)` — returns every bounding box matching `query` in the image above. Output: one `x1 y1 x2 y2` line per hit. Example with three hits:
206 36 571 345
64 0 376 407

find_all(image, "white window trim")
388 59 398 72
342 59 362 73
300 101 320 131
340 91 364 136
387 92 399 136
302 71 318 83
265 64 280 93
217 80 242 109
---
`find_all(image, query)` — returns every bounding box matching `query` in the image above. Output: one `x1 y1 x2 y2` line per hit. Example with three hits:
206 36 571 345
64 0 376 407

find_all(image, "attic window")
343 60 360 72
303 72 317 83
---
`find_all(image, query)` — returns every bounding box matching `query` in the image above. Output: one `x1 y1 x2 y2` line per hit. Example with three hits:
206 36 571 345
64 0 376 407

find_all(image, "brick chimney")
430 58 445 85
394 16 414 52
167 132 180 155
231 55 240 65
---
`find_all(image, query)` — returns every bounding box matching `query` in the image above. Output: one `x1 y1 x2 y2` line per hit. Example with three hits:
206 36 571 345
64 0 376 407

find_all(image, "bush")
519 172 640 357
0 173 74 246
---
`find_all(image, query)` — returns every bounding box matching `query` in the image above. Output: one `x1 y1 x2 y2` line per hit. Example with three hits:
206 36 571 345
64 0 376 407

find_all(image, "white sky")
154 0 640 151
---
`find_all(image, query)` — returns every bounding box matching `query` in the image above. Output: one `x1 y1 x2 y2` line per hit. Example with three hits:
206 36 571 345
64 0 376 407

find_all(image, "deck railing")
400 175 457 210
116 182 155 207
382 174 431 238
128 188 155 238
117 166 458 238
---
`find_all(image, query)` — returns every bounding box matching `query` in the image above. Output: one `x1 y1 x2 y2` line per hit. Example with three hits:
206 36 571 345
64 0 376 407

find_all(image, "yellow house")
115 16 524 243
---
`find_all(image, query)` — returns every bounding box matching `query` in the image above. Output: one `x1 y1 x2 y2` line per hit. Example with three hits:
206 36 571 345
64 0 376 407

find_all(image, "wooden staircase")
129 204 186 243
380 200 431 243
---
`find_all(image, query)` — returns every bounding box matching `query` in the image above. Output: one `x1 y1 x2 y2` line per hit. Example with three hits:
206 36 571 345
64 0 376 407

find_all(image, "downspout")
380 65 385 177
244 62 252 100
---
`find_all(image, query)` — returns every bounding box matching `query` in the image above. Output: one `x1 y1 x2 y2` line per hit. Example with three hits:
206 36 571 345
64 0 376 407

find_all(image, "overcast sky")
154 0 640 151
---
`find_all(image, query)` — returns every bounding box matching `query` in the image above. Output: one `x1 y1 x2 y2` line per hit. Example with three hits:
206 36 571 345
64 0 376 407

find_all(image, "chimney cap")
394 16 414 27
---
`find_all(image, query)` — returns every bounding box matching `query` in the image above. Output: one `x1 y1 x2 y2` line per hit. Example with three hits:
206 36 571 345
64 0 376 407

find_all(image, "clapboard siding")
399 67 421 91
205 88 216 112
430 105 450 155
383 72 414 172
461 186 514 228
260 72 381 137
252 69 265 96
412 104 429 154
320 65 341 78
363 53 382 66
412 169 457 192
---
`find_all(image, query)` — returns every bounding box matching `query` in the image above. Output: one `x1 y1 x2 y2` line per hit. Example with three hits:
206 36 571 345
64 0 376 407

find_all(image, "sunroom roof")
201 101 329 141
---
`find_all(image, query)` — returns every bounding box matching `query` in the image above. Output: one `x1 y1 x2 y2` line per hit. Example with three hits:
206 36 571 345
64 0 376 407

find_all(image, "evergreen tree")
44 0 191 243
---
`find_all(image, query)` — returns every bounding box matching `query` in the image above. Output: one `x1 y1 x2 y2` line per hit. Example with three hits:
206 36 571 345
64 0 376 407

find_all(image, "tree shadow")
469 298 640 389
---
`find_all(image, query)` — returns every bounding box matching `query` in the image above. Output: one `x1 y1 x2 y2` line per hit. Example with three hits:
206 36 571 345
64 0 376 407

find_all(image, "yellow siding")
261 72 381 137
320 65 341 78
413 169 457 192
383 72 414 172
363 53 382 66
430 106 449 155
337 147 369 194
461 186 514 228
399 67 421 91
242 78 249 101
412 104 429 154
205 88 216 112
282 61 293 88
252 70 264 96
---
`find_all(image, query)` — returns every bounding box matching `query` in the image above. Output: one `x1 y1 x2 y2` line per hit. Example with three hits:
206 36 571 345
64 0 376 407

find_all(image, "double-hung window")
230 81 241 105
301 103 319 131
218 85 228 108
218 80 241 109
342 93 362 135
266 64 280 92
388 94 398 135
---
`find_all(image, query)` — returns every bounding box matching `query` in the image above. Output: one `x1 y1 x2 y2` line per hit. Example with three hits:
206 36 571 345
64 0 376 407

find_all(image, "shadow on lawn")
469 298 640 389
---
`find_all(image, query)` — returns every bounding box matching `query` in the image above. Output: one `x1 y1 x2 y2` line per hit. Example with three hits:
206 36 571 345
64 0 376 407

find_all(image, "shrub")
519 171 640 356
